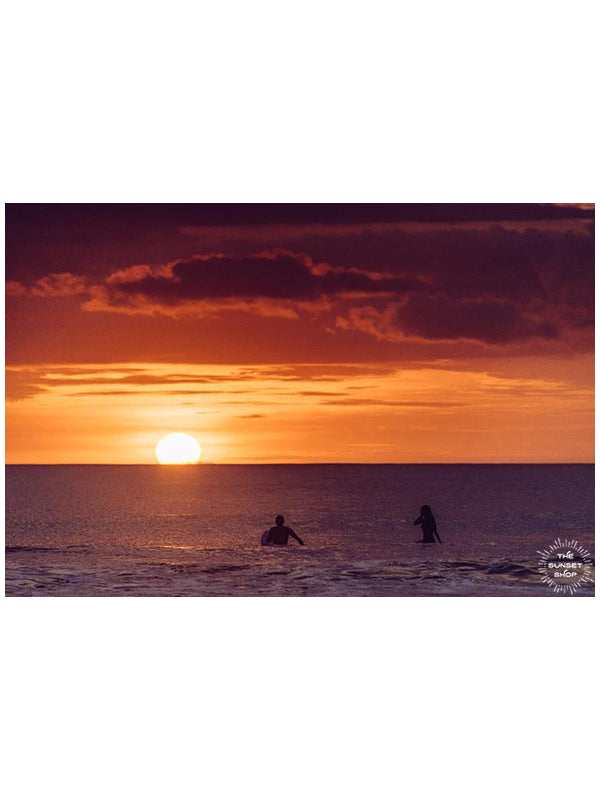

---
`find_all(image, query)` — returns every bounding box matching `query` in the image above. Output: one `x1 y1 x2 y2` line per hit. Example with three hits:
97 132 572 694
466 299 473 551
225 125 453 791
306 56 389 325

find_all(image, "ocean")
4 464 595 597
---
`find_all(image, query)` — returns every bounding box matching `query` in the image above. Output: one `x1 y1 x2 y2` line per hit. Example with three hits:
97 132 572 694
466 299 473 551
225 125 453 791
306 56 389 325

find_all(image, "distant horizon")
5 461 595 466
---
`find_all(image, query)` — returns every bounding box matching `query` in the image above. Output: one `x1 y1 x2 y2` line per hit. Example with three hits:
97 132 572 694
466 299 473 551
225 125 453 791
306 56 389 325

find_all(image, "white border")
2 2 597 799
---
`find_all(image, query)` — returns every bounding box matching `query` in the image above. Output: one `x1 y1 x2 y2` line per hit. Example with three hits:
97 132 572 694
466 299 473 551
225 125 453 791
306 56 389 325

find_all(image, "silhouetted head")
275 515 284 526
420 505 433 517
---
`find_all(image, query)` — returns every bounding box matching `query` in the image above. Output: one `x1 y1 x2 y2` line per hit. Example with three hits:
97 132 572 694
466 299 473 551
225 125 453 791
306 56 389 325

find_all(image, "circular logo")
537 537 594 595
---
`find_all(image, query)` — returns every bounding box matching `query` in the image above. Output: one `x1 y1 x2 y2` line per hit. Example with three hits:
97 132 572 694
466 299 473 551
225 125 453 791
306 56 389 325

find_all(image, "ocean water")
5 465 595 597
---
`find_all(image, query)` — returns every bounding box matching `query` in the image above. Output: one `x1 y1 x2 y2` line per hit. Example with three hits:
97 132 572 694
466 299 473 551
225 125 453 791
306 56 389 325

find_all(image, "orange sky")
5 204 595 464
5 356 594 463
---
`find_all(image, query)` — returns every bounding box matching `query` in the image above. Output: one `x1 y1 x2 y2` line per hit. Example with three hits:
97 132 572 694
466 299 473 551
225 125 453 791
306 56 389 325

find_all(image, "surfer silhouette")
414 505 441 543
262 515 304 546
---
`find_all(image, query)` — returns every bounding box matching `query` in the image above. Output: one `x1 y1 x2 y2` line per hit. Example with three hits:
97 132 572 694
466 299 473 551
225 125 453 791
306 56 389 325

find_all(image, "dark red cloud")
7 202 593 231
323 224 594 348
102 253 422 306
395 295 558 344
5 205 594 362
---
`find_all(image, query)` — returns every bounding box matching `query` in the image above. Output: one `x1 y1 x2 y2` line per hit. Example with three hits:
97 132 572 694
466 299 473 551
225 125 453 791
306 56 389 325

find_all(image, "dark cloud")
323 223 594 348
5 206 594 359
395 295 558 344
282 221 594 302
95 254 422 311
7 203 593 232
338 298 572 348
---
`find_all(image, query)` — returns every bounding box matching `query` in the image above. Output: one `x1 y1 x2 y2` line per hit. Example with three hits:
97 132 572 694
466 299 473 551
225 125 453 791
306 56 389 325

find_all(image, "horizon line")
4 461 595 467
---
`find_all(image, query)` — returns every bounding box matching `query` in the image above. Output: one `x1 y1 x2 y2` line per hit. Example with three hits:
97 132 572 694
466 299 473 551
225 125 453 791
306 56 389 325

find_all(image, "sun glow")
155 433 202 465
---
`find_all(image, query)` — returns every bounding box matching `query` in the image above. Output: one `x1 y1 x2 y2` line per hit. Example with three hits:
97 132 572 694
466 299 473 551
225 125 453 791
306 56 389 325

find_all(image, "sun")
155 433 202 465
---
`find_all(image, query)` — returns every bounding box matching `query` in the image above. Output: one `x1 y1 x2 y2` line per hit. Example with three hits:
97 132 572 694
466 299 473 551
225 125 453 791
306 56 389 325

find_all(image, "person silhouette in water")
263 515 304 546
414 505 442 543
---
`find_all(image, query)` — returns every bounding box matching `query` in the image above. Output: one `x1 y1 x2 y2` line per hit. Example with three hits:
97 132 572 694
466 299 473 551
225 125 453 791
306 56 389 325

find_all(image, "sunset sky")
5 203 594 464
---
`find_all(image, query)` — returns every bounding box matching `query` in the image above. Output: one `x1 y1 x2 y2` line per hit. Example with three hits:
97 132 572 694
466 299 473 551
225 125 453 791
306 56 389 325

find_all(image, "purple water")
5 464 595 596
